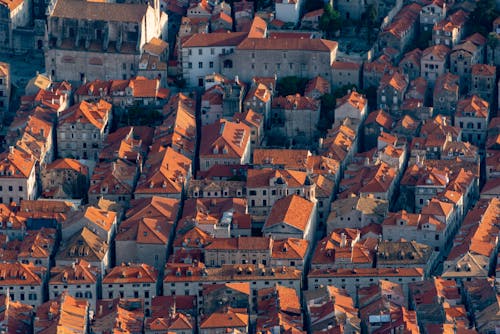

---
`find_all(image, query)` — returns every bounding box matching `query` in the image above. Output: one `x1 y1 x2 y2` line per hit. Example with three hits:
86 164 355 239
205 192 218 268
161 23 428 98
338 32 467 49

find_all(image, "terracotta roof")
244 83 271 103
59 100 111 130
49 260 98 285
309 267 424 278
272 238 309 260
305 76 330 96
128 77 161 98
103 263 158 284
200 119 250 159
237 37 338 52
56 227 108 262
45 158 88 175
35 293 88 334
422 44 450 61
205 236 272 251
471 64 496 76
0 0 24 11
116 217 173 244
272 94 319 110
51 0 147 22
264 195 314 232
456 95 489 118
143 37 168 55
379 71 408 92
0 262 43 285
247 16 267 38
233 109 263 130
200 307 249 329
365 109 394 129
253 149 311 170
465 32 486 46
0 147 35 178
332 61 361 70
183 31 247 47
336 91 367 112
247 168 308 188
135 147 191 195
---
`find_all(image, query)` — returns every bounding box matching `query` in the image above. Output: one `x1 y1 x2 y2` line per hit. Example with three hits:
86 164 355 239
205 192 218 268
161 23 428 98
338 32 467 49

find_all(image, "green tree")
276 76 309 96
319 3 342 38
470 0 498 35
318 93 336 134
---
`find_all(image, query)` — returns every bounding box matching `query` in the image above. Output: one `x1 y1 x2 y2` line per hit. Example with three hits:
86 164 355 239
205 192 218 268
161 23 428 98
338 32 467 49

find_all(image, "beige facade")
220 38 337 83
57 101 111 160
0 147 38 205
45 0 167 82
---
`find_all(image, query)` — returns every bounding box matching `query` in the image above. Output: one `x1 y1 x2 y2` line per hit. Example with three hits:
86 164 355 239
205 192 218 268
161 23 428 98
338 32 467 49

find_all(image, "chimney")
8 146 13 154
99 304 103 316
340 233 347 248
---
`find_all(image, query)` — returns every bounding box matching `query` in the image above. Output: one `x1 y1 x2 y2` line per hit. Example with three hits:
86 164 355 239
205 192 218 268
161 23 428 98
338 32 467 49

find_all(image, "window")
198 62 203 69
8 186 12 192
210 48 215 55
209 61 214 68
188 62 192 69
18 186 22 192
249 190 257 196
188 49 192 56
198 49 203 55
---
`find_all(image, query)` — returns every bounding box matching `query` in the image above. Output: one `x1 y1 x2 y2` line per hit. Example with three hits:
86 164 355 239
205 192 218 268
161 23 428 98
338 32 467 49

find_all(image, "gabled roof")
365 109 394 129
135 147 191 195
56 227 108 262
103 263 158 283
336 91 367 112
422 44 450 61
116 217 172 245
45 158 88 175
264 195 314 232
200 307 249 329
0 147 36 178
49 260 98 285
200 119 250 159
35 293 88 334
237 37 338 52
58 100 111 130
456 95 489 118
183 31 248 47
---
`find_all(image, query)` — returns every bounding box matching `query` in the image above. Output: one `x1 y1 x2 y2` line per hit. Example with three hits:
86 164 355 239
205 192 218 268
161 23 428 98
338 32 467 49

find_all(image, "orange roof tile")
59 100 111 130
456 95 489 118
45 158 88 175
200 119 250 159
103 263 158 284
264 195 314 232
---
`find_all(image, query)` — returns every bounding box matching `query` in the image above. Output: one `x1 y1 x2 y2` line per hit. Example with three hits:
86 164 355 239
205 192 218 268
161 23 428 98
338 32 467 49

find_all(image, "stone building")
271 94 320 143
45 0 168 82
455 95 489 147
0 62 10 123
433 72 459 117
221 37 338 83
470 64 496 104
0 0 31 51
57 100 112 160
450 41 481 92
